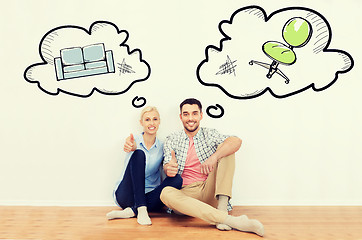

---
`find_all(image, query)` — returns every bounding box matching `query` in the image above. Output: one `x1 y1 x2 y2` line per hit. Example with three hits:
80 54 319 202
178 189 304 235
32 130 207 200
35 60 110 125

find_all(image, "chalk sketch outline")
250 17 313 84
206 104 225 118
196 6 354 100
54 43 116 81
132 96 147 108
24 21 151 98
216 55 237 76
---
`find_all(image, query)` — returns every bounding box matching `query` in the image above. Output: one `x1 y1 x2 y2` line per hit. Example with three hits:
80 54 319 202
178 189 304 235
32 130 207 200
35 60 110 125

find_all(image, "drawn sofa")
54 43 115 80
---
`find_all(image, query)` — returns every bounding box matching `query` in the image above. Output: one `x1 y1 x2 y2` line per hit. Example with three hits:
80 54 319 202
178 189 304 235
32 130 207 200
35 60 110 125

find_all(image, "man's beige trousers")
160 153 235 224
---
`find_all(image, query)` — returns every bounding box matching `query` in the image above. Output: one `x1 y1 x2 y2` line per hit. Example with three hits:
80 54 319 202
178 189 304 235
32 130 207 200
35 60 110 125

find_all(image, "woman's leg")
146 174 183 212
108 150 151 224
115 150 147 212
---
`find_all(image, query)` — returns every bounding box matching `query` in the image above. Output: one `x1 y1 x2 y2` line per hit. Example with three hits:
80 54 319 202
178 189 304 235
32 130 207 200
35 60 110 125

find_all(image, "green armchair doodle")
250 17 313 84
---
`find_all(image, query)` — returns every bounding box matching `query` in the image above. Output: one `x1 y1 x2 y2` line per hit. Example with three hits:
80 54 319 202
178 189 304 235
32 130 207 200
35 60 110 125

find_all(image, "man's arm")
212 136 242 160
163 150 179 177
200 136 242 175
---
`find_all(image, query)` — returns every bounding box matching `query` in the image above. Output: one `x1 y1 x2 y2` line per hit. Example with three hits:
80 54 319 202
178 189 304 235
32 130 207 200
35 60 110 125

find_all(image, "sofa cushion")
63 64 85 73
83 44 105 62
85 61 107 70
61 47 84 65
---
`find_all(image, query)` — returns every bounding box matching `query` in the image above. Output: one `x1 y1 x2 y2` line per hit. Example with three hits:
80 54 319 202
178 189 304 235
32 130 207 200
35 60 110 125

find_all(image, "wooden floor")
0 206 361 240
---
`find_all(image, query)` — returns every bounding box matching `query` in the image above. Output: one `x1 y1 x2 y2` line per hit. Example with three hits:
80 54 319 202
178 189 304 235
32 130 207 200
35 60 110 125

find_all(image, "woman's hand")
124 134 137 152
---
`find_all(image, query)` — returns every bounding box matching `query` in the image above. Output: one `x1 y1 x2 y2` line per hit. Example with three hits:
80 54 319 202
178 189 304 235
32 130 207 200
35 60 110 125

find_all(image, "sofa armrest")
105 50 115 73
54 57 64 80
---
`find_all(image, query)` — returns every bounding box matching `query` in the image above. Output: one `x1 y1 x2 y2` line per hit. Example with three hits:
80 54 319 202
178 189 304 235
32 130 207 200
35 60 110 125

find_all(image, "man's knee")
160 186 175 203
218 153 235 166
160 186 173 204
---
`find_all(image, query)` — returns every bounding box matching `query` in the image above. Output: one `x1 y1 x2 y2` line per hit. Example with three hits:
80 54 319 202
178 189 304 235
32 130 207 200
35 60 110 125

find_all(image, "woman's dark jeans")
114 149 182 215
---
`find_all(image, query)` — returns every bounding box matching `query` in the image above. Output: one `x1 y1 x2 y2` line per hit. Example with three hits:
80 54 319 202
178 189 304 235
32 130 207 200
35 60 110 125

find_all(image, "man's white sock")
216 195 232 231
224 215 264 236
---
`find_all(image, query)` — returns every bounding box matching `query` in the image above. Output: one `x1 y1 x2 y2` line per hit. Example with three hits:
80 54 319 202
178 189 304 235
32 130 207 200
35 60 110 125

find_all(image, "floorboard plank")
0 206 361 239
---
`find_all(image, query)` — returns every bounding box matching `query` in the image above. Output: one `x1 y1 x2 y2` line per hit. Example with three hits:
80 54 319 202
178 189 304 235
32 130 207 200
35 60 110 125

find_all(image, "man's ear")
200 111 203 120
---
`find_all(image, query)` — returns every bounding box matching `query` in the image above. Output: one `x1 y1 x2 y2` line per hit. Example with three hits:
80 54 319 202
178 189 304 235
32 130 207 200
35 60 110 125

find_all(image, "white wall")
1 0 361 206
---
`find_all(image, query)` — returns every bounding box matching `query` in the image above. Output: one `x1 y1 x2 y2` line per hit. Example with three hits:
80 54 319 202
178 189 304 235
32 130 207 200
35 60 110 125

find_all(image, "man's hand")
200 154 218 175
164 150 178 177
124 134 137 152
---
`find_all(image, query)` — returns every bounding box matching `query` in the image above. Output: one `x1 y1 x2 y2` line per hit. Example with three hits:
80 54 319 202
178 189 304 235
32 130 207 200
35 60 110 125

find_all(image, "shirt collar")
182 130 189 140
182 127 202 140
139 132 159 149
194 128 202 140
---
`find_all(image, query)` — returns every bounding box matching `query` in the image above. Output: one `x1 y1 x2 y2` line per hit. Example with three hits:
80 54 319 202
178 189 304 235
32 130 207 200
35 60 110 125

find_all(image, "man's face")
180 104 203 134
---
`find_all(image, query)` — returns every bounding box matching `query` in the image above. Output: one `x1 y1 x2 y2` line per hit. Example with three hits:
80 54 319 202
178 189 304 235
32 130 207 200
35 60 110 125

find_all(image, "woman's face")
140 110 160 136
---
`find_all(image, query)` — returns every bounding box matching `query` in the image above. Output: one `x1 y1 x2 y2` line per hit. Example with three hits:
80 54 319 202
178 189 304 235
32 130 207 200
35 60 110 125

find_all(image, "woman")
107 106 182 225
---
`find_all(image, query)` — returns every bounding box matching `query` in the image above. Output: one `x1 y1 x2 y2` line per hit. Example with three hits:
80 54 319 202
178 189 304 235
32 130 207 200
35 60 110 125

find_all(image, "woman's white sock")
137 206 152 225
106 207 135 220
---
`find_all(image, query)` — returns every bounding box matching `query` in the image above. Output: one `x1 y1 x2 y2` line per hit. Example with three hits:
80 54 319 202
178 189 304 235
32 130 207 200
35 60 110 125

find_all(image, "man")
160 98 264 236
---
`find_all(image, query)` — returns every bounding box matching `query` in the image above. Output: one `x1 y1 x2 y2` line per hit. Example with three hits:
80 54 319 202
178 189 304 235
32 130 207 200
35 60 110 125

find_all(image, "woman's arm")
124 133 137 152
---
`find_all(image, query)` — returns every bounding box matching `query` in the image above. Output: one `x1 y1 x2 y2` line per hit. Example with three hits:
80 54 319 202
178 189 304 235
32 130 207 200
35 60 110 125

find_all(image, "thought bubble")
206 104 225 118
132 96 147 108
197 6 354 99
24 21 150 97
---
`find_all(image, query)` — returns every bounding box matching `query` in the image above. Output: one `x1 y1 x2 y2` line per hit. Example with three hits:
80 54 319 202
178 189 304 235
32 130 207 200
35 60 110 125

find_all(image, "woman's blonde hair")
140 106 160 121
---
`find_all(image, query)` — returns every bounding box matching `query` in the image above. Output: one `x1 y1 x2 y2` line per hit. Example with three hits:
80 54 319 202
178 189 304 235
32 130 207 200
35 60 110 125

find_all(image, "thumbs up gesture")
164 150 178 177
124 133 137 153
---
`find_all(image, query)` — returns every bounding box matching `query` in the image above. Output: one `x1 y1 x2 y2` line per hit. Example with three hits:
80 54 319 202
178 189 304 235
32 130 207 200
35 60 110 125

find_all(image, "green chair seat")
263 41 296 65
